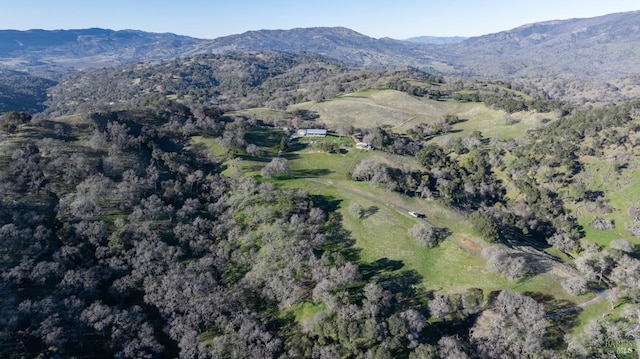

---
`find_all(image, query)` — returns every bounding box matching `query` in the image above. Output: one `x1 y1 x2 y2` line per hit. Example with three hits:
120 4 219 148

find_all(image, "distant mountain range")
1 10 640 108
405 36 467 45
0 28 202 78
202 27 436 68
443 10 640 79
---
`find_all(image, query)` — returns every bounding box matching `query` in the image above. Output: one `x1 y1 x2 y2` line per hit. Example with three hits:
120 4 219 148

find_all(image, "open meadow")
290 89 557 140
212 123 596 311
187 85 628 340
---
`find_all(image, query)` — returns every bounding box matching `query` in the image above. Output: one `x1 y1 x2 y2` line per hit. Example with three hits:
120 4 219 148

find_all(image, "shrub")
469 210 499 242
348 202 364 219
408 224 442 248
588 216 614 231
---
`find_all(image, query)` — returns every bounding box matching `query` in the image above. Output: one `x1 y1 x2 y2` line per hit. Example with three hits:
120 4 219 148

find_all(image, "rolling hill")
2 10 640 111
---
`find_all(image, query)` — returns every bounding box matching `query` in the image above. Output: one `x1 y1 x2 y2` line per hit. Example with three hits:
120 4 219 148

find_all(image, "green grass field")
289 89 556 140
250 140 587 305
190 136 230 158
179 113 625 337
569 159 640 248
198 89 612 325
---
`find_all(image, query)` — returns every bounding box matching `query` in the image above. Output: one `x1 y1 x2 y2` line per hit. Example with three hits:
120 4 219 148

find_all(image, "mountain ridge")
1 10 640 105
0 28 203 78
2 10 640 79
447 10 640 78
405 36 467 44
198 26 435 67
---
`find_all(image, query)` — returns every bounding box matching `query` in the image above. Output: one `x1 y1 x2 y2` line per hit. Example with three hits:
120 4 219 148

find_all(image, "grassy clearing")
184 127 614 338
290 89 469 130
443 104 555 141
51 114 91 125
274 147 582 302
216 125 589 314
569 159 640 248
190 136 229 158
245 128 285 152
280 178 493 290
572 299 612 334
280 175 582 304
291 302 326 323
289 89 555 140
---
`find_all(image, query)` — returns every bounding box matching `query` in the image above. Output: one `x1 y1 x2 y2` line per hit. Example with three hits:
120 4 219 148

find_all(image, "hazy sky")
1 0 638 39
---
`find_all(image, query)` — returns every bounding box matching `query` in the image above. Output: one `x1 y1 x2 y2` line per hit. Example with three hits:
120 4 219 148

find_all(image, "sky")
1 0 638 39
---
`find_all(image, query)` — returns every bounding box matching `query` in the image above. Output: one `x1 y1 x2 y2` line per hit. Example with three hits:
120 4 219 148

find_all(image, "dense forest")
1 45 640 358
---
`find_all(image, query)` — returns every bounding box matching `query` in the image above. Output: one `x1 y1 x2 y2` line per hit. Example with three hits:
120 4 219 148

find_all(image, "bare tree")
481 246 527 281
408 224 441 248
429 293 452 319
472 290 547 357
260 157 290 178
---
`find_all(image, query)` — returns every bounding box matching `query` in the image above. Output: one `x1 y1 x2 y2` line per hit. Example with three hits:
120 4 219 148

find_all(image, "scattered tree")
261 157 290 178
408 224 442 248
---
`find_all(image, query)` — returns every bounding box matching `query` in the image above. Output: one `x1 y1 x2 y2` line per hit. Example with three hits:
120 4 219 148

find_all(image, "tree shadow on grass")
292 168 333 178
500 227 550 251
359 257 423 300
376 269 424 305
236 154 273 163
518 252 554 277
362 206 378 219
310 194 341 213
286 141 308 152
319 205 360 263
244 130 284 148
360 257 404 280
279 153 302 161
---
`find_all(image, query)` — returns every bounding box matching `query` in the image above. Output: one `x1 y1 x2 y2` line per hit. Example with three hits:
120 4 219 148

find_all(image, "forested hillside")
0 28 202 78
2 46 640 357
0 96 554 358
0 70 56 113
2 10 640 358
43 52 442 117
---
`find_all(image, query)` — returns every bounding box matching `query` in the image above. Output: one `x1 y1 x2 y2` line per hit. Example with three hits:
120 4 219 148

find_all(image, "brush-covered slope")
199 26 436 68
0 28 202 78
0 69 56 113
445 10 640 79
44 51 382 115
